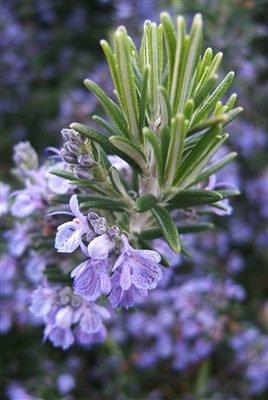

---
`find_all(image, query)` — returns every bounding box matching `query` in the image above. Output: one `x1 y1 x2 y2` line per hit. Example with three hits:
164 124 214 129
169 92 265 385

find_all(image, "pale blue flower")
112 234 162 291
71 258 111 301
47 161 76 194
0 181 10 216
10 179 44 217
3 220 32 257
55 194 89 253
108 235 162 308
109 269 148 309
78 302 110 334
56 373 76 395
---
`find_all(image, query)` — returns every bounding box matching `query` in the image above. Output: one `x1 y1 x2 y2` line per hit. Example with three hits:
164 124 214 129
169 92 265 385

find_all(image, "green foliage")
50 12 242 253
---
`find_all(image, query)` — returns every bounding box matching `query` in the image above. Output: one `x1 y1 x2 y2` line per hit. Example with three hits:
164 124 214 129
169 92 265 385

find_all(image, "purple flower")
74 302 110 346
113 234 162 290
47 161 76 194
30 285 57 317
108 235 162 308
109 269 148 309
0 181 10 216
75 324 108 346
10 179 44 217
54 194 89 253
56 373 76 395
71 258 112 301
29 284 110 349
24 250 48 283
3 220 32 257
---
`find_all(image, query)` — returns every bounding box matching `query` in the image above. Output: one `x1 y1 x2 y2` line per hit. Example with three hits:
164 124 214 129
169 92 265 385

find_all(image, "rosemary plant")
51 12 241 258
6 12 242 348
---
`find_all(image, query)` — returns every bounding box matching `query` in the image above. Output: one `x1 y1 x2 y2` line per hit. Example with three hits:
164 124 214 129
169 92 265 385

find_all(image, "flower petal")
120 262 132 290
129 258 162 290
69 194 86 221
73 262 100 301
87 234 115 260
55 222 82 253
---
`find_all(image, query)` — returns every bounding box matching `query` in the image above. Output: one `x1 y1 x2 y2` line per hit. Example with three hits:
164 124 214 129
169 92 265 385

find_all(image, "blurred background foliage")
1 0 268 399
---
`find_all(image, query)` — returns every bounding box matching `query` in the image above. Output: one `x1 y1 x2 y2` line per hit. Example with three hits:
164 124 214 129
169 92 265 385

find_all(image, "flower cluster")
54 194 162 309
30 285 110 349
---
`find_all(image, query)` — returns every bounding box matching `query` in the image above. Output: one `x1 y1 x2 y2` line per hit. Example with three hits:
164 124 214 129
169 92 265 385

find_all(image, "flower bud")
87 212 99 221
64 140 83 155
94 224 107 235
74 133 88 144
61 128 73 141
108 225 120 238
77 154 94 167
73 165 93 181
60 149 78 164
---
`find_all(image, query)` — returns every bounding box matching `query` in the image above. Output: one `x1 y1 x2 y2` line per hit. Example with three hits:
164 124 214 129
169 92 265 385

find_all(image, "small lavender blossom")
109 268 148 309
56 373 76 395
30 285 57 317
47 161 76 194
204 174 239 215
109 235 162 308
30 283 110 349
10 179 44 217
12 140 39 173
55 194 89 252
24 250 47 283
5 382 34 400
114 234 162 290
3 220 32 257
0 181 10 216
71 258 112 301
74 302 110 346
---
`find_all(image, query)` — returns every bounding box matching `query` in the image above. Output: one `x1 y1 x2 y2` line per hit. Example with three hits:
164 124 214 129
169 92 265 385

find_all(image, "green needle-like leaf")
191 71 235 126
166 189 223 208
80 197 127 211
173 123 222 187
151 205 181 253
109 136 148 171
223 107 243 126
108 166 130 198
170 15 186 112
84 79 128 138
160 12 177 94
49 169 75 180
215 189 240 199
193 152 237 185
138 65 150 138
140 222 213 240
143 127 164 186
193 74 218 110
163 114 188 188
134 194 158 213
175 13 203 114
158 85 171 128
148 22 163 123
114 28 139 144
186 114 228 136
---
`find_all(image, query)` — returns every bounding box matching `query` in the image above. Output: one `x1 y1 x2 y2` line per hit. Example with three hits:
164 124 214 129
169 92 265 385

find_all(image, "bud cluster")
86 211 120 244
60 128 98 181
